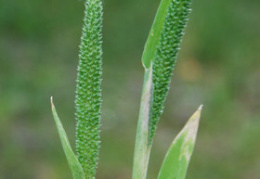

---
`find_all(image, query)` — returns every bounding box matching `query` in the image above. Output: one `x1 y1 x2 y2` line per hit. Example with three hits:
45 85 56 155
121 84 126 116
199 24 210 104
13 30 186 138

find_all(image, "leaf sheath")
132 68 153 179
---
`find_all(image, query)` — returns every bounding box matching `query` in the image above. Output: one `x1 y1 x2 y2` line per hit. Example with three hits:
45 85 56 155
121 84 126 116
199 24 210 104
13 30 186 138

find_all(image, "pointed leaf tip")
50 96 54 107
158 105 203 179
51 98 85 179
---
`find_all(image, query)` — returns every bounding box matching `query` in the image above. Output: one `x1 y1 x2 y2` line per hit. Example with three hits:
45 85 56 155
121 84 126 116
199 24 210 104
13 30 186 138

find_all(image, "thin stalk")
132 66 153 179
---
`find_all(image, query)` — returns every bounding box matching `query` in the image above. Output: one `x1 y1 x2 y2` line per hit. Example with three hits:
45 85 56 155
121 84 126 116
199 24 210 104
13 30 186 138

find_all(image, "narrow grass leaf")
158 105 202 179
51 97 85 179
142 0 173 69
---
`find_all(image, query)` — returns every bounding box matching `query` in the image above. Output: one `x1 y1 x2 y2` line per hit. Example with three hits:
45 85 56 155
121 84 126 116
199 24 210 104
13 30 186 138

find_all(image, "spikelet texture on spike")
75 0 103 177
149 0 192 143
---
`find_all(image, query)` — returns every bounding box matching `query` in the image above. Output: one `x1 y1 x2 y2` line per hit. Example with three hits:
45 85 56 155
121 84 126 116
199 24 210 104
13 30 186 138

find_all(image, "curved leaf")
51 97 85 179
158 105 203 179
142 0 173 68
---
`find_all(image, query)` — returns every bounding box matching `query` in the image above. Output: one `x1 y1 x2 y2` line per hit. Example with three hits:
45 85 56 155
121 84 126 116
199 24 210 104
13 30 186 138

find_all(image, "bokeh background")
1 0 260 178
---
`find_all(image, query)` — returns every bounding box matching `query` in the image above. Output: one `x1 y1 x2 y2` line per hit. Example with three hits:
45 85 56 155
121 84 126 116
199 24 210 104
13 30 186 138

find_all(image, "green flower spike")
75 0 103 178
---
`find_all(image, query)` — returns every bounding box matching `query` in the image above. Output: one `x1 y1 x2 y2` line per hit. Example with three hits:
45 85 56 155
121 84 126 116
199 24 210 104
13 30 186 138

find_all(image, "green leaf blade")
133 0 194 177
51 97 85 179
158 105 202 179
142 0 173 68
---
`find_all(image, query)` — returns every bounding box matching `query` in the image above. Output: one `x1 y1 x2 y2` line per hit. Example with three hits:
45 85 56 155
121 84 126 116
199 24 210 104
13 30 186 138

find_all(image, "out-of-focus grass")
0 0 259 178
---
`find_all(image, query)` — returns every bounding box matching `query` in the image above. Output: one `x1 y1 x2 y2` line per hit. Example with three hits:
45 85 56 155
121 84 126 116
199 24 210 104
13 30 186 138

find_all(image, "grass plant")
51 0 202 178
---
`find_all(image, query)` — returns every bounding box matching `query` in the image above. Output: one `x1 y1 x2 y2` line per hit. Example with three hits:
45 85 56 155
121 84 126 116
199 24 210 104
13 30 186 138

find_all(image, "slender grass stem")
132 67 153 179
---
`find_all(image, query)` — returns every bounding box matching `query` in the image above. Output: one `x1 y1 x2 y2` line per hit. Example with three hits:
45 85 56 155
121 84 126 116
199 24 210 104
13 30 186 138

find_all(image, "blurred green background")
1 0 260 178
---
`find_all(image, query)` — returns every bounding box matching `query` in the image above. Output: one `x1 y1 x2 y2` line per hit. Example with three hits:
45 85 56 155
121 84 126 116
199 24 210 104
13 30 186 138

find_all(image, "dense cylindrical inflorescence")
149 0 192 143
75 0 103 177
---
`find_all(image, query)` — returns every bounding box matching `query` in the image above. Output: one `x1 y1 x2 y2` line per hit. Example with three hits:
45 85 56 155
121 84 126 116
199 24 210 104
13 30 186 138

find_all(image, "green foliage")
52 0 199 178
75 0 103 177
1 0 259 178
133 0 195 178
132 68 153 179
51 97 85 179
142 0 173 69
158 105 202 179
